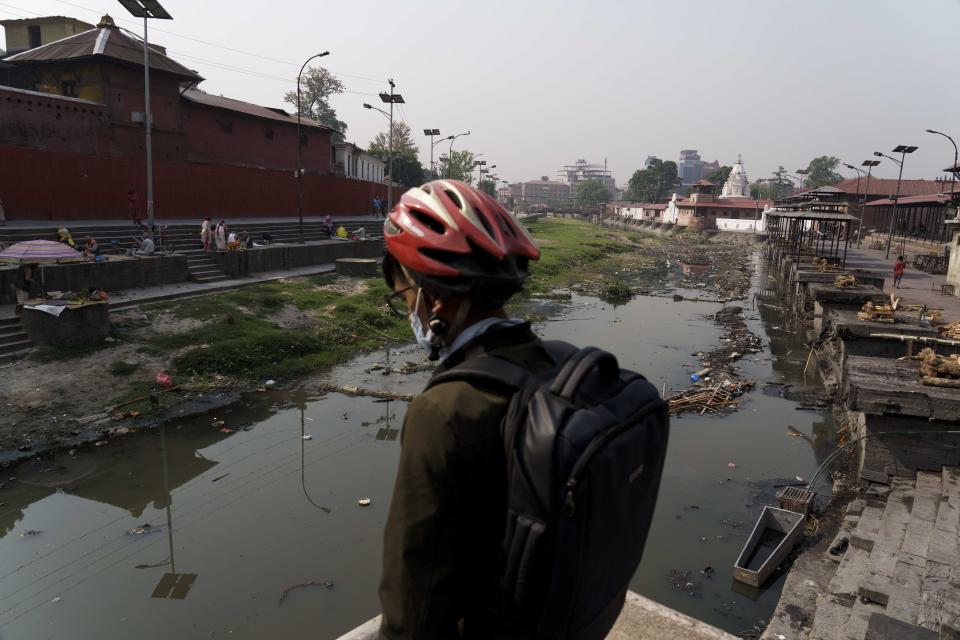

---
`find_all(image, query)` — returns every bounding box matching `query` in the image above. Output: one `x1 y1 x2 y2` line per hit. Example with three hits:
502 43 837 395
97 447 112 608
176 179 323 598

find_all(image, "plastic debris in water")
265 380 276 387
19 530 42 538
302 435 313 440
727 462 737 469
358 498 372 507
126 524 155 536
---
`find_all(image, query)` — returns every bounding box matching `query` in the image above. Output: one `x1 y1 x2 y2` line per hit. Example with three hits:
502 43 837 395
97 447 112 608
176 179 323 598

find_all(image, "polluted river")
0 258 834 639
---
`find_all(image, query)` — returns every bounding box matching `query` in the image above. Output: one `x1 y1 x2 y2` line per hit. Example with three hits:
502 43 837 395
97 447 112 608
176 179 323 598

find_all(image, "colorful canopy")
0 240 82 264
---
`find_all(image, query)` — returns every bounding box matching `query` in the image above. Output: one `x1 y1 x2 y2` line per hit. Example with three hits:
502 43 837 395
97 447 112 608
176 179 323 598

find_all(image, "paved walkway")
844 245 960 319
0 214 382 229
0 261 345 320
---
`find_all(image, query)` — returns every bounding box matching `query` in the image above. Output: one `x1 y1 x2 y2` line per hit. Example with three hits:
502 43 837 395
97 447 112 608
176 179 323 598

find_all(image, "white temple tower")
720 155 750 198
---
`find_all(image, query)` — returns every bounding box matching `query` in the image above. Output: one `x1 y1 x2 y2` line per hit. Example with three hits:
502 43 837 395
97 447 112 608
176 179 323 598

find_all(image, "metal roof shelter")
4 14 201 81
766 209 857 269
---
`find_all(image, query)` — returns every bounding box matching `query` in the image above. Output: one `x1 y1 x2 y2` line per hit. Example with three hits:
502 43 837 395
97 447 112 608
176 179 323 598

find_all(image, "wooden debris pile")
912 347 960 388
939 321 960 340
857 300 895 323
834 274 857 289
666 379 754 415
811 257 841 272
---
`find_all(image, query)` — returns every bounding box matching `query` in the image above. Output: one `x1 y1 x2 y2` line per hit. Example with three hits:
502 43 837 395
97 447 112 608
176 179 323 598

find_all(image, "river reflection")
0 282 830 639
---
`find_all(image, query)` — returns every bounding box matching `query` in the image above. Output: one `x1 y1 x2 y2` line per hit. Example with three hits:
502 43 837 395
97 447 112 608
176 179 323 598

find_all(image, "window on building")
220 119 233 134
28 25 41 49
61 80 78 98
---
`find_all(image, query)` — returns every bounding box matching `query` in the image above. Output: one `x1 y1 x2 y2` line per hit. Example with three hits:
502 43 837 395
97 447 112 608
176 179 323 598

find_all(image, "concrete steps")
0 316 31 363
179 249 229 284
811 467 960 639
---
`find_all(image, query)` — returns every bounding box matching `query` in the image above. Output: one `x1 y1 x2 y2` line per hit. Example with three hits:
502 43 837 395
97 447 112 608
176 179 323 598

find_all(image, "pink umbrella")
0 240 82 264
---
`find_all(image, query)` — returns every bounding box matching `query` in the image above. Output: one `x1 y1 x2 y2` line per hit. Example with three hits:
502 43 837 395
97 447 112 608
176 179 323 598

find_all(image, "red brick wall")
0 144 387 220
182 101 332 173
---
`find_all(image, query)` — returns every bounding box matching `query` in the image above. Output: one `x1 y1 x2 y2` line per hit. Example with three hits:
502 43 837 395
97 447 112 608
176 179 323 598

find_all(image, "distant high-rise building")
559 159 617 194
678 150 702 185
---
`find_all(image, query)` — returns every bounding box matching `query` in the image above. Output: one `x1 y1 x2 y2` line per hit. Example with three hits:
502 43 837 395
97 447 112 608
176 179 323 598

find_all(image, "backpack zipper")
560 399 664 518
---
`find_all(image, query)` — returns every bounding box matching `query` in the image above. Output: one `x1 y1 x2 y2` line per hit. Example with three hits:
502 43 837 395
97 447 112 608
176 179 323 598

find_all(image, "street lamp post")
423 129 440 178
296 51 330 244
876 146 918 258
379 80 405 212
844 160 880 248
117 0 173 241
795 169 809 191
447 131 471 178
926 129 957 199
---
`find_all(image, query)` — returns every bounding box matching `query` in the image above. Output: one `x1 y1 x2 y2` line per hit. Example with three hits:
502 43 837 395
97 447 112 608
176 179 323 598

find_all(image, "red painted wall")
0 145 387 220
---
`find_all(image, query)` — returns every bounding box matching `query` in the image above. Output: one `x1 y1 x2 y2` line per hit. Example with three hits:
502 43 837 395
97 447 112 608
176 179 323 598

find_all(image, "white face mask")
409 289 439 357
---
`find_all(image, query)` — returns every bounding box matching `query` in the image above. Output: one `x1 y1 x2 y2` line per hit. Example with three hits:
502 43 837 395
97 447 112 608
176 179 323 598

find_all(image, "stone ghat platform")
335 591 738 640
764 468 960 640
210 240 382 277
844 355 960 484
0 254 188 305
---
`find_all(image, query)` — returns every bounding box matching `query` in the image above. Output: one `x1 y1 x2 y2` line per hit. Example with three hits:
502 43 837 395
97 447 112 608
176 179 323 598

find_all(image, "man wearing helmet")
379 180 551 638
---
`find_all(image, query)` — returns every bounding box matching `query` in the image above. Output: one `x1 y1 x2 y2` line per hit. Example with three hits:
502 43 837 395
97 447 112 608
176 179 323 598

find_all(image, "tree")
577 179 610 205
283 66 347 136
386 154 426 188
768 166 795 199
436 149 476 183
706 165 732 186
478 179 497 197
804 155 844 189
624 159 681 202
367 121 419 159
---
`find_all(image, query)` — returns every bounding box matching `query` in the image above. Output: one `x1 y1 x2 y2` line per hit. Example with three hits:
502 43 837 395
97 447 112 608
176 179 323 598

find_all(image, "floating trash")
357 498 372 507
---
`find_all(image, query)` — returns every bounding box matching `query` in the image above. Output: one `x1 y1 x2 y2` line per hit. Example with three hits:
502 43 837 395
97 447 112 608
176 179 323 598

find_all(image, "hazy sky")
3 0 959 187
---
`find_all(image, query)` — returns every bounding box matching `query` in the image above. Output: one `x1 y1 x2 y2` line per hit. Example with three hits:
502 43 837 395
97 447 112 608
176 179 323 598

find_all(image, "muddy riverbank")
0 218 758 458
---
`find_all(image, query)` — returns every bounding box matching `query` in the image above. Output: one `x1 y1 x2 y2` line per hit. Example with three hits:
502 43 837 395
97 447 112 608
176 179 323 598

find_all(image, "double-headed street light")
117 0 172 240
446 131 471 178
423 128 441 179
295 51 330 243
843 160 880 248
875 146 918 258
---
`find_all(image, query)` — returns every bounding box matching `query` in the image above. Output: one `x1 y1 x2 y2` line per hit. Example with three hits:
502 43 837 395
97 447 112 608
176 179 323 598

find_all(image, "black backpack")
427 341 670 639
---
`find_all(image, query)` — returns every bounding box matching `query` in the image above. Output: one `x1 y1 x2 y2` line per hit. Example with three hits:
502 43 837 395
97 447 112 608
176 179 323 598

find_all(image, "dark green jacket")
379 323 555 640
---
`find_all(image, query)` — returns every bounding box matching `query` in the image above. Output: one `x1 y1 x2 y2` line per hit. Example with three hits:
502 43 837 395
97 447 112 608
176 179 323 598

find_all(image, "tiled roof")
828 177 953 197
182 89 334 131
863 193 952 207
4 16 201 81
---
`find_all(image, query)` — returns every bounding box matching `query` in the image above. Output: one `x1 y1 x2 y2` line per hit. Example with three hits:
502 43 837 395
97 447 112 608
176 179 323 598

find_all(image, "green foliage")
110 360 140 376
367 121 419 159
576 179 610 205
625 159 681 202
30 341 108 362
804 155 845 189
389 154 427 188
437 149 476 183
478 179 497 196
705 165 732 185
598 282 633 300
151 278 409 381
283 65 347 136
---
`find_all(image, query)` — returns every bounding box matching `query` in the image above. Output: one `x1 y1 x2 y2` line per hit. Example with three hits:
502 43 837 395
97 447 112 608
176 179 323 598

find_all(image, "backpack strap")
426 355 532 395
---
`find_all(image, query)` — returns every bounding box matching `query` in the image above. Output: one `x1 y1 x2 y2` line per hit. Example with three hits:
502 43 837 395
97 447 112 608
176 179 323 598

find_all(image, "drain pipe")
806 429 960 489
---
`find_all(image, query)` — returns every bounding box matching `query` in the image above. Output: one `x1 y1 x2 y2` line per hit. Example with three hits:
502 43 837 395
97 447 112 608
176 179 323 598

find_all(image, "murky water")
0 259 832 639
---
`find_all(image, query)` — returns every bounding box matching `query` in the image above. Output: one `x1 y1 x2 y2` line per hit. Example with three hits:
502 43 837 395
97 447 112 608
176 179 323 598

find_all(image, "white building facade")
333 141 386 183
720 156 750 199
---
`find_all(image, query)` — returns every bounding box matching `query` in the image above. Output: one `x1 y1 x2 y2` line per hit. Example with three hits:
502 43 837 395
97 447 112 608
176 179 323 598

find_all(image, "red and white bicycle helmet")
384 180 538 304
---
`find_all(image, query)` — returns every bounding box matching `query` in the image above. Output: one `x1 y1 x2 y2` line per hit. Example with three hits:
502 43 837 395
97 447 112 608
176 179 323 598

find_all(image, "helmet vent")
443 188 464 211
410 210 445 234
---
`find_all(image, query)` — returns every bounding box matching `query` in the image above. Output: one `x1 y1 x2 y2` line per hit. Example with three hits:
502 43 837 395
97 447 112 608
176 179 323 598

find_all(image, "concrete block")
808 594 853 640
845 600 885 640
335 258 378 277
847 499 867 516
926 527 958 565
858 571 892 606
830 545 871 600
864 613 938 639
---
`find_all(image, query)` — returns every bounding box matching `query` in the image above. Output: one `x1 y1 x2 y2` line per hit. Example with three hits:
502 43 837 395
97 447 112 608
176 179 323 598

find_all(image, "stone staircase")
806 467 959 639
180 248 229 283
0 315 31 363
